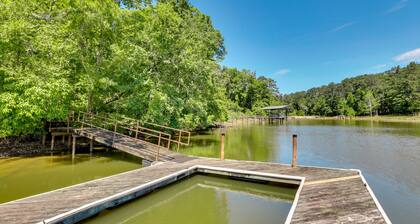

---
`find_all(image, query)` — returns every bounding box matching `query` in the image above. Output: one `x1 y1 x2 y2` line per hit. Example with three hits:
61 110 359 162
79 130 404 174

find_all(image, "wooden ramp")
0 158 391 224
55 111 194 163
75 127 191 163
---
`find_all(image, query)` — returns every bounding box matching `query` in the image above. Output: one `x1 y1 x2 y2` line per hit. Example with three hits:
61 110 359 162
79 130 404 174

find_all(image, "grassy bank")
289 115 420 123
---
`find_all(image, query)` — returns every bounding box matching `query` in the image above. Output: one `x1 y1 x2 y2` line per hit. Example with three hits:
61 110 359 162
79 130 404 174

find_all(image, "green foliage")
0 0 280 136
283 63 420 116
222 68 281 115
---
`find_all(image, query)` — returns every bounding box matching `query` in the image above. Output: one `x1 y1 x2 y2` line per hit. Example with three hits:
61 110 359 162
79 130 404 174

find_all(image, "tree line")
282 62 420 116
0 0 280 137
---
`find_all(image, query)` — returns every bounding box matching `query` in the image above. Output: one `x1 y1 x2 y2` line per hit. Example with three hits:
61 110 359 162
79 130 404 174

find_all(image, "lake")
179 119 420 224
0 119 418 223
0 151 141 203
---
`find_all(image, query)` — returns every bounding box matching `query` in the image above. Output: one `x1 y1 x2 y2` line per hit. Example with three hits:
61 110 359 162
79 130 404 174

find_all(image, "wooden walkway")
47 111 193 163
0 158 390 224
75 128 191 163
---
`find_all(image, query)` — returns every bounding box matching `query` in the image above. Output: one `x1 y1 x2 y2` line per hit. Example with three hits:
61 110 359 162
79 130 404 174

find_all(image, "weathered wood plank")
75 128 192 163
0 158 389 224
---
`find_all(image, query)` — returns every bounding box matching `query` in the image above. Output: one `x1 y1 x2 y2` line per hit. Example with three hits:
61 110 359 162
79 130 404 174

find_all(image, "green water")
83 175 296 224
0 151 141 203
179 119 420 224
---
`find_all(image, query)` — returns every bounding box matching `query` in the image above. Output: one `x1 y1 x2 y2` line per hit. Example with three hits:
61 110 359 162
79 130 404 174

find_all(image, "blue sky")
190 0 420 93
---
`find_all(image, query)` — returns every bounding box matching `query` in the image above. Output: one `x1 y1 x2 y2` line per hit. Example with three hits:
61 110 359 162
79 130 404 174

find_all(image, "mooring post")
72 135 76 160
220 126 226 160
292 134 298 167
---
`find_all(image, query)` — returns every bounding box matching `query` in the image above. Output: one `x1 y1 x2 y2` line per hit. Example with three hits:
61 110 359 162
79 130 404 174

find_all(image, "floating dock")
0 157 390 224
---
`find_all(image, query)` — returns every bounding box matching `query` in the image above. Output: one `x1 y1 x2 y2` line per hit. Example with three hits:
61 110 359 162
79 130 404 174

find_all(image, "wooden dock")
0 157 391 224
48 112 192 163
75 127 191 163
6 112 390 223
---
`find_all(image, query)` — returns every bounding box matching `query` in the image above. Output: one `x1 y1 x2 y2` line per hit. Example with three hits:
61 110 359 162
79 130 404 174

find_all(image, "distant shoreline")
289 115 420 123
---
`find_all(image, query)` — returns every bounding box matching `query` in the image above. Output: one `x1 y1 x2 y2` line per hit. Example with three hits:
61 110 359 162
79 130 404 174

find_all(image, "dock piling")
90 136 94 153
292 134 297 167
72 135 76 160
51 135 55 151
220 126 226 160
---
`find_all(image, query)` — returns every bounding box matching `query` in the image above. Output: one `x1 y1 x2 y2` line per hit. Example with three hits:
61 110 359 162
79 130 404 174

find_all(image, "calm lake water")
0 151 141 203
179 119 420 224
83 174 296 224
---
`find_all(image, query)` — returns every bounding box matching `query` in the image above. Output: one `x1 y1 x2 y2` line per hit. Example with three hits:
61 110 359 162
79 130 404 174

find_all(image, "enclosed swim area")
83 168 299 224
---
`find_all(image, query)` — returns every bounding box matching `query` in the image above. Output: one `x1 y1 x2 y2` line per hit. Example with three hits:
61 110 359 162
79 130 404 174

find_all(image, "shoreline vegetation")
289 115 420 123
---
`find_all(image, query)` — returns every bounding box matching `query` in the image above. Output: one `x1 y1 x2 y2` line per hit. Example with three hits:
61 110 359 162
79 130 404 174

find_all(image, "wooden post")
135 121 139 139
177 130 181 152
67 113 70 132
113 122 117 144
220 126 226 160
90 136 94 153
62 135 65 143
292 134 298 167
50 135 55 151
72 135 76 159
81 113 84 129
67 135 71 148
156 145 160 161
167 135 171 149
158 132 162 147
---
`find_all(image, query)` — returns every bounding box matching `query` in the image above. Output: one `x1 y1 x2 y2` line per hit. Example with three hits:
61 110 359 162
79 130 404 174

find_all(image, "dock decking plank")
0 157 388 224
75 128 191 162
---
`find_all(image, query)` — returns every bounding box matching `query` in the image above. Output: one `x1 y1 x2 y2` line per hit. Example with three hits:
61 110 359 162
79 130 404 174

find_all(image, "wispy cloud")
328 22 355 33
385 0 408 14
372 64 387 69
393 48 420 62
274 69 290 76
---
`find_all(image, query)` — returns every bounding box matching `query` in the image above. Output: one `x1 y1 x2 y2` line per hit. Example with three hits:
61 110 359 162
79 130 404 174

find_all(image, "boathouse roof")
261 105 289 110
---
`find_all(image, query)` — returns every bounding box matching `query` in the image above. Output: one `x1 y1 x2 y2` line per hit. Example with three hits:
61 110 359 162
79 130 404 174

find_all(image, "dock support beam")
72 135 76 159
42 135 46 146
292 134 297 167
90 136 94 153
68 135 71 148
51 135 55 151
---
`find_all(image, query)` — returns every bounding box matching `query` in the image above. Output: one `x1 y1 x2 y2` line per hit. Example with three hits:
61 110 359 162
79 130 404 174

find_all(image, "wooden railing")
111 115 191 151
71 111 190 151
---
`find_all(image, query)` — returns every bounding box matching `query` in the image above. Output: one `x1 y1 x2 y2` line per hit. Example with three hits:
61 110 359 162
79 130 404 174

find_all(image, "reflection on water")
0 151 141 203
179 120 420 224
83 175 296 224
